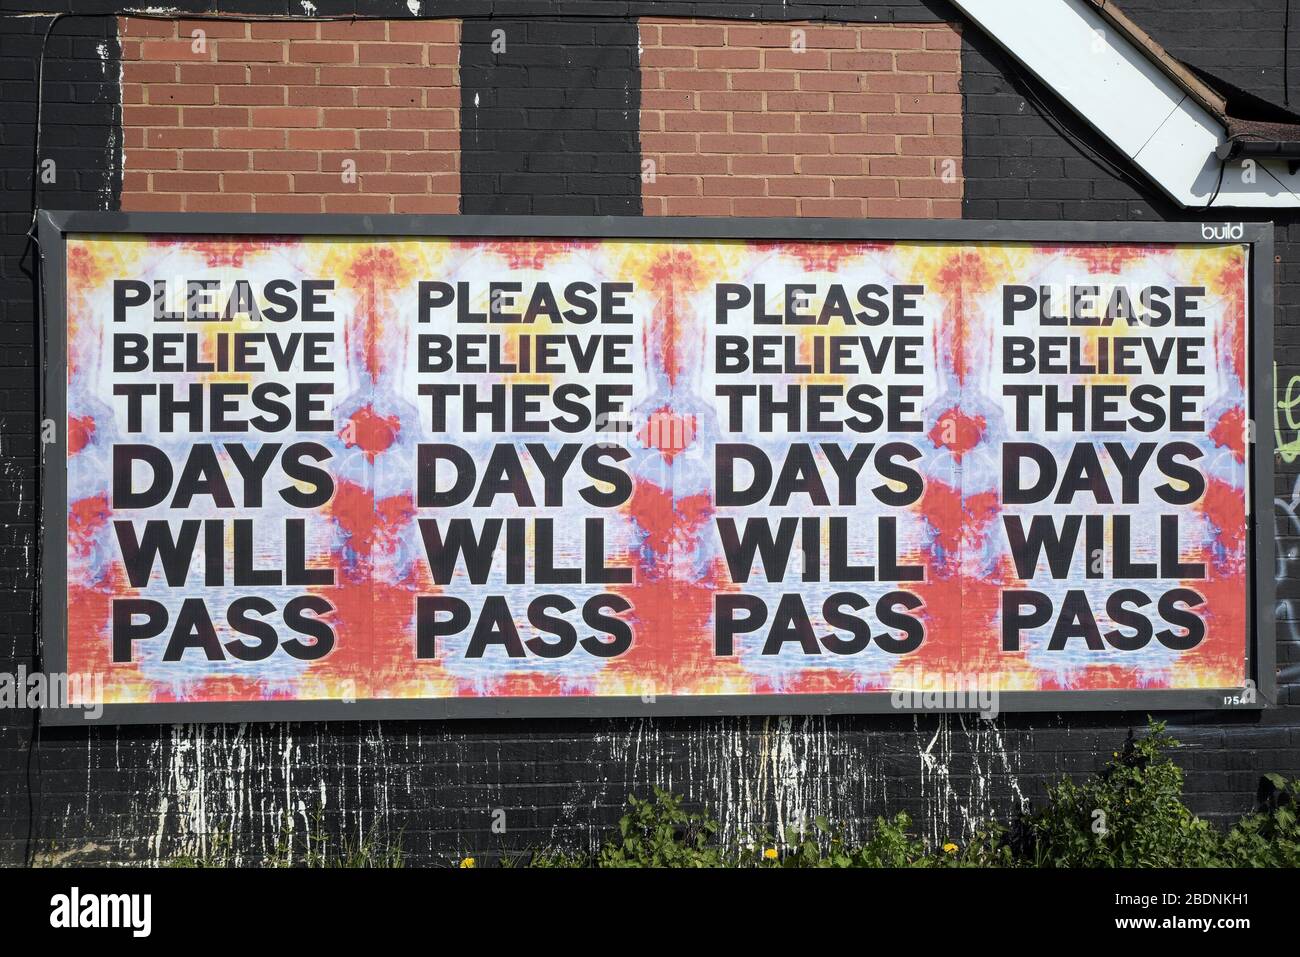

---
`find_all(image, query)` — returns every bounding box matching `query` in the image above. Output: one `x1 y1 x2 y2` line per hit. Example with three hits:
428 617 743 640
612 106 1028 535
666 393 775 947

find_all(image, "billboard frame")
35 210 1276 724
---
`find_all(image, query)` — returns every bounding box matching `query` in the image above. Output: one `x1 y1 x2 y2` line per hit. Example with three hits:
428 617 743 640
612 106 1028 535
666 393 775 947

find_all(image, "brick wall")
2 0 1299 867
0 11 121 865
638 18 962 217
459 17 642 216
1119 0 1294 112
118 17 460 214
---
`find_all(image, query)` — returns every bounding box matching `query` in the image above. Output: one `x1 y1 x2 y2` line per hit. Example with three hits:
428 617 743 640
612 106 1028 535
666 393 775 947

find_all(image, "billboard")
38 213 1274 722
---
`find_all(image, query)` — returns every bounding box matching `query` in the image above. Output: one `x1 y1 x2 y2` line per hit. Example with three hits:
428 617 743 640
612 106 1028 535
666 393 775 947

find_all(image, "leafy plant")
169 809 403 868
740 812 1012 868
592 787 725 868
740 815 869 868
935 822 1019 868
1218 774 1300 867
1025 719 1220 867
165 828 236 868
849 813 932 867
525 846 590 868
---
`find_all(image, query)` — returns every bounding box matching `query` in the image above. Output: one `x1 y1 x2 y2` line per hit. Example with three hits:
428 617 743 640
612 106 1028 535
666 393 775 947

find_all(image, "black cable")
1195 154 1228 212
25 13 64 244
1195 133 1300 210
988 45 1161 203
19 10 64 869
1286 0 1292 108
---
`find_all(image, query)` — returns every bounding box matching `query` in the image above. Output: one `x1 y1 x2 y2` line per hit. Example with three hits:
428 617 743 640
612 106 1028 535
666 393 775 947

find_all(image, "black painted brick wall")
1121 0 1297 111
459 17 643 216
0 0 1297 866
0 10 120 863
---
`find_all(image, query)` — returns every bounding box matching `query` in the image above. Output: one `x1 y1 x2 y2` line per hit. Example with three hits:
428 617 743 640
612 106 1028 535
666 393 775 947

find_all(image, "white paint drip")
586 716 882 852
99 713 1027 863
102 122 118 210
915 714 1028 846
113 44 124 209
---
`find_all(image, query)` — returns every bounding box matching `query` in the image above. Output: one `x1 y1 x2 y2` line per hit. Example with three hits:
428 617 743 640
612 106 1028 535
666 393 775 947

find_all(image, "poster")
54 224 1255 717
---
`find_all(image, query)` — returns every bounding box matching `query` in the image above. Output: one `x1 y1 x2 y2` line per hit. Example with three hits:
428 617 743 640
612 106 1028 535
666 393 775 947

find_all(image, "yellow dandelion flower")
942 842 958 854
460 856 476 869
763 848 778 860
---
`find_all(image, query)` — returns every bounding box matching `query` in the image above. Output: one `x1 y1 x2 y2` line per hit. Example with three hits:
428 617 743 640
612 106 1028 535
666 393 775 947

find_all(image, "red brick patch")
118 17 460 214
639 18 963 218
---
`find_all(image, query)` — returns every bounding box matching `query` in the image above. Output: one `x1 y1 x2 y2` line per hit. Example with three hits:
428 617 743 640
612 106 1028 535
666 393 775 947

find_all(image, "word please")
418 280 635 324
113 278 334 322
1002 283 1205 325
715 282 925 325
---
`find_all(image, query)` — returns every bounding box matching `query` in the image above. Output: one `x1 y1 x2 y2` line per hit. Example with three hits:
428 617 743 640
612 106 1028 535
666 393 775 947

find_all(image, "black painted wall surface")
1121 0 1298 111
0 10 121 864
0 0 1297 866
459 16 643 216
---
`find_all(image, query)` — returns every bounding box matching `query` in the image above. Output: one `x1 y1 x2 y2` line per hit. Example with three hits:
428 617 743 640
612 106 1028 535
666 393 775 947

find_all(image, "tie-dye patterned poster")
58 230 1252 717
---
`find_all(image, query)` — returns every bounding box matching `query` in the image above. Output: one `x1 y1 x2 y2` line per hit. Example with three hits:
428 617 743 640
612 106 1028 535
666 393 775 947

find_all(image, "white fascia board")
952 0 1300 208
